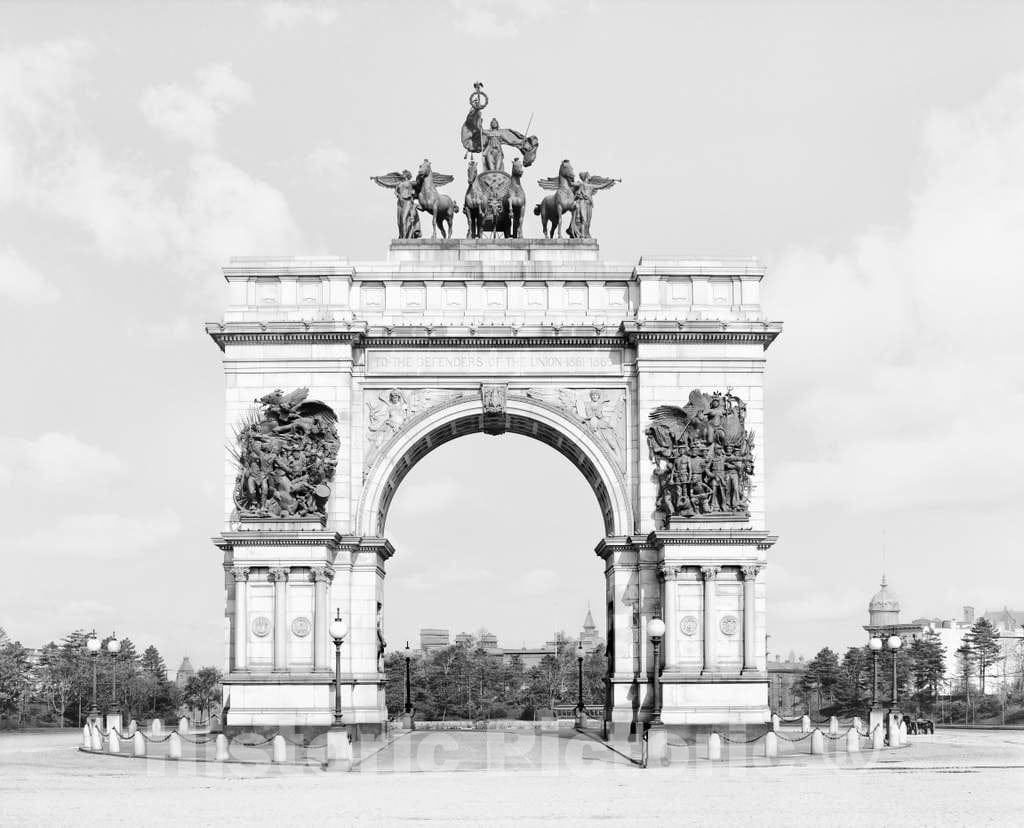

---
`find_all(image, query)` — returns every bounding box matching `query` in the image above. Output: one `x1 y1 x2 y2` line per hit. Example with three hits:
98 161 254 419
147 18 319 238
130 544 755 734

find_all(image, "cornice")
214 531 344 551
207 319 783 351
647 530 778 550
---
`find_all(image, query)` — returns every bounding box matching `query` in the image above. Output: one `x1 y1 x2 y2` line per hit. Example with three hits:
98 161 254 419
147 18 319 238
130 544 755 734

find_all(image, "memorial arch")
209 238 781 734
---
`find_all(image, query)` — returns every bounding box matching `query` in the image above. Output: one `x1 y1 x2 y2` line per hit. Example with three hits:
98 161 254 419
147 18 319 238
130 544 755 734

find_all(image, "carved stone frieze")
364 387 466 463
647 389 755 526
522 387 626 471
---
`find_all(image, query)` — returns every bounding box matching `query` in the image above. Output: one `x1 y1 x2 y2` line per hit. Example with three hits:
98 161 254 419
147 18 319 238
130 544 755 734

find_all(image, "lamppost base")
868 706 884 736
645 722 670 767
401 711 414 730
324 725 353 772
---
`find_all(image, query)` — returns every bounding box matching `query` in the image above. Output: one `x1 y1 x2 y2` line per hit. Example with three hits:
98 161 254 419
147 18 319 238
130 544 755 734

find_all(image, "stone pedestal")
324 727 353 772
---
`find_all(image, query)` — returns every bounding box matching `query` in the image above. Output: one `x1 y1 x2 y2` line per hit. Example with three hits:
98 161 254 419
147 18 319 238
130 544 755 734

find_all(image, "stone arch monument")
208 87 782 733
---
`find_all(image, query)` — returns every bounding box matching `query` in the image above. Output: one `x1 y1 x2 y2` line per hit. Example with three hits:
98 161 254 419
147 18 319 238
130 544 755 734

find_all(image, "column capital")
658 564 680 581
700 566 721 581
311 565 335 584
268 567 290 582
230 566 250 582
741 565 763 581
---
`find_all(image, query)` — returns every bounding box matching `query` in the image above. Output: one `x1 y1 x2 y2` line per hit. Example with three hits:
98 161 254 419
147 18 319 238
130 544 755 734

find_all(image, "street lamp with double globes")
647 618 667 727
86 633 101 723
329 611 349 727
107 634 122 727
575 642 586 720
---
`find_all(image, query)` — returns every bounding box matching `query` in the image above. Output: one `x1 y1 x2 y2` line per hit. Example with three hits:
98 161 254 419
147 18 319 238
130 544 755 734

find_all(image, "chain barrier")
233 734 276 746
178 733 216 745
718 731 770 745
774 731 813 743
777 715 804 723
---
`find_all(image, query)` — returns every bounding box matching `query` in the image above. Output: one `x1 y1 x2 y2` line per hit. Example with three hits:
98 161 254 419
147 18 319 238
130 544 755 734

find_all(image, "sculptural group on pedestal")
371 82 619 240
646 390 755 524
232 388 339 520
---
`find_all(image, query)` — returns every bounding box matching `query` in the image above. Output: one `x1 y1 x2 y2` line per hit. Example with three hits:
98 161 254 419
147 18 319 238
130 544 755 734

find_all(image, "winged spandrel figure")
370 170 421 239
568 172 619 239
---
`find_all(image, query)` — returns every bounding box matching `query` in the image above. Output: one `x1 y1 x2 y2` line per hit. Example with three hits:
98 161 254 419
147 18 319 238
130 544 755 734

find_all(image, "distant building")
454 632 474 647
419 628 450 653
175 656 195 688
767 654 805 716
860 575 1024 694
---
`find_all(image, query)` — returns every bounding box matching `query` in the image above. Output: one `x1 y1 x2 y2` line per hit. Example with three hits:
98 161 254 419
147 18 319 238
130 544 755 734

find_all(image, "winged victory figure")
568 172 619 239
370 170 421 239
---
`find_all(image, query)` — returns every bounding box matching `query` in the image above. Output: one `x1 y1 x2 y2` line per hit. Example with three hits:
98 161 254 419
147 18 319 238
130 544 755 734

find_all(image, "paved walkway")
2 729 1023 825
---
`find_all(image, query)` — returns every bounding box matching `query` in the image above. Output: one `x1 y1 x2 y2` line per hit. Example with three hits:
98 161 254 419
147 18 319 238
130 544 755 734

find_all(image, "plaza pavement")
1 728 1023 825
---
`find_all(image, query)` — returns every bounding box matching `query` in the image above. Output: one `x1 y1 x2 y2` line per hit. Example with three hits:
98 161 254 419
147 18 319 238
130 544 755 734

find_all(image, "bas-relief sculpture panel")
646 389 755 526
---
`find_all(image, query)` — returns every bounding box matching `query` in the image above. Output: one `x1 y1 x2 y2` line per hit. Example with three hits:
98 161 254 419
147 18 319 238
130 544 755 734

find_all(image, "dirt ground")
2 728 1023 825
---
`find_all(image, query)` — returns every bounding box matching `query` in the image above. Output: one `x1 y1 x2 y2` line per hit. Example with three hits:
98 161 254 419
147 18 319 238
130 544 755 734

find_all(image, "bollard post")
324 728 352 772
90 724 103 751
764 731 778 758
707 732 722 761
168 732 182 760
150 718 162 736
127 719 137 736
771 714 781 731
810 729 824 755
215 733 230 762
897 720 907 746
272 734 287 764
852 716 863 735
828 716 839 736
872 724 885 750
800 715 811 733
178 716 189 735
133 732 146 757
82 724 91 749
846 728 859 753
108 730 120 754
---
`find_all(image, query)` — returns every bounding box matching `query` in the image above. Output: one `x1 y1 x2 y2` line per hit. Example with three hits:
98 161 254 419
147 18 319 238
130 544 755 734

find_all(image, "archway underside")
375 413 615 536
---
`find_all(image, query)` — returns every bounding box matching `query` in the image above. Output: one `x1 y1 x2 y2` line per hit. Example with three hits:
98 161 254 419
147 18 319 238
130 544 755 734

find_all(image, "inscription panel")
366 349 622 376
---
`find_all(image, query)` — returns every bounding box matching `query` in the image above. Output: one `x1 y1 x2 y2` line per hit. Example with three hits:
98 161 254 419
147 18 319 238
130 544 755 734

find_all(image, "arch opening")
357 396 633 538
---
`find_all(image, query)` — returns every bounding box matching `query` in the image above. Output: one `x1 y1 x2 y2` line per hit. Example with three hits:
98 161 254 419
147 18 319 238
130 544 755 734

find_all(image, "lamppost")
887 633 902 706
403 641 413 719
107 633 121 728
575 642 586 721
869 636 883 707
86 633 101 724
329 610 349 727
647 618 666 727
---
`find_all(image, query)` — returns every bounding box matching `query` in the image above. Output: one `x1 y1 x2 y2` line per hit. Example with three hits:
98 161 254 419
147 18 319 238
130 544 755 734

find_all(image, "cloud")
769 71 1024 514
306 143 350 183
450 0 549 37
0 42 301 277
260 1 340 29
0 432 124 491
0 245 60 304
5 510 182 558
140 63 251 148
391 476 461 516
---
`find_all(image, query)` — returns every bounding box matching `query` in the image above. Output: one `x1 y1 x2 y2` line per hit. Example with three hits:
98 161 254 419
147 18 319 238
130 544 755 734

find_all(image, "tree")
181 667 222 720
965 618 1002 695
0 640 31 719
908 630 946 710
800 647 840 714
833 646 870 715
36 642 78 727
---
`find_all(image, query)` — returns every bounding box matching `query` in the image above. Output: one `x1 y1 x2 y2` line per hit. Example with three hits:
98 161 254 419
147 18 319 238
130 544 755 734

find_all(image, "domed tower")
868 575 900 628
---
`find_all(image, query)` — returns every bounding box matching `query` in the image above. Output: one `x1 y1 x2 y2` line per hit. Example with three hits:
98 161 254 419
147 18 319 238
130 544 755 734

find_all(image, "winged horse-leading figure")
369 170 421 239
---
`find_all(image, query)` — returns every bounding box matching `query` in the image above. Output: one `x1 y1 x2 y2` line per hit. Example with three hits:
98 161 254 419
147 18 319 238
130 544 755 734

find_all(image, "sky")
1 1 1023 672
